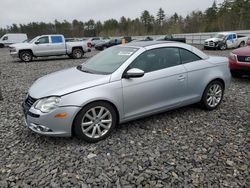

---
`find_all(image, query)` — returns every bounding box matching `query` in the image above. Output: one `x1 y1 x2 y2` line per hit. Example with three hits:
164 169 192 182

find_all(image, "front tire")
73 102 117 143
0 43 4 48
220 44 227 50
19 51 33 62
72 48 83 59
201 80 224 110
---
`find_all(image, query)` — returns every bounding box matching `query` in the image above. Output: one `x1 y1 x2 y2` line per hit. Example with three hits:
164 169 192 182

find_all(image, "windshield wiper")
77 65 93 74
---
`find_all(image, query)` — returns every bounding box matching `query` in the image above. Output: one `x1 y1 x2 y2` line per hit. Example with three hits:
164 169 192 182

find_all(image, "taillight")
229 53 237 61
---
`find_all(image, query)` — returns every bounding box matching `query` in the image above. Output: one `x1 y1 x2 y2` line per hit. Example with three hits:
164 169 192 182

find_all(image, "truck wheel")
20 51 33 62
0 43 4 48
72 48 83 59
239 41 245 48
220 44 227 50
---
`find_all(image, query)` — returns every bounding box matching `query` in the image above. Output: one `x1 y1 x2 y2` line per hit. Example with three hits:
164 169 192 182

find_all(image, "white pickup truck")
204 32 249 50
9 34 90 62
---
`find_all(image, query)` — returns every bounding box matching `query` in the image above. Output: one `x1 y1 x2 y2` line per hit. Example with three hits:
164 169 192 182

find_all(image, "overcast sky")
0 0 224 28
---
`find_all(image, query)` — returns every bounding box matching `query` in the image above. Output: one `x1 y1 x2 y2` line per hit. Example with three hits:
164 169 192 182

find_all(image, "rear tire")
73 102 117 143
19 51 33 62
72 48 83 59
201 80 224 110
220 44 227 50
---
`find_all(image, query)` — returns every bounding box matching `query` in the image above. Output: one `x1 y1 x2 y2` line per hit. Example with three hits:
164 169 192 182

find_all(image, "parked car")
9 34 90 62
0 33 28 48
87 37 110 48
133 36 154 42
95 37 132 51
229 44 250 77
204 32 249 50
95 40 111 51
22 41 231 142
157 35 186 43
121 36 132 43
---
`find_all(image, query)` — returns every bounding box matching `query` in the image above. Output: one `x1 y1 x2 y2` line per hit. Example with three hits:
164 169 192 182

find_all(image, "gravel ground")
0 46 249 187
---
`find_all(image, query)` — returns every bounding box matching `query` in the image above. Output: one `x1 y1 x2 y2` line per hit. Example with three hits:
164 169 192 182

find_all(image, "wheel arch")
202 77 225 96
72 46 83 52
71 99 120 136
19 49 34 57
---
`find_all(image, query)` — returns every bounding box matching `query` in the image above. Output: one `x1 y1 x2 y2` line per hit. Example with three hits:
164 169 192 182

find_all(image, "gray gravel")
0 46 249 187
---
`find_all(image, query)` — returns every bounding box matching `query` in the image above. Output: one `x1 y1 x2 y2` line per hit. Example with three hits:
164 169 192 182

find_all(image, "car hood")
9 43 32 49
232 46 250 56
29 67 111 99
205 38 223 42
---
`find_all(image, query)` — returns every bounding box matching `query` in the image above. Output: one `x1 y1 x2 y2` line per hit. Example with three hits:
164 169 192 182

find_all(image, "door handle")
178 75 185 81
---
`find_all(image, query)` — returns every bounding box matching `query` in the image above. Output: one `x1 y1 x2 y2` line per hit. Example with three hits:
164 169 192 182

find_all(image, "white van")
0 33 28 48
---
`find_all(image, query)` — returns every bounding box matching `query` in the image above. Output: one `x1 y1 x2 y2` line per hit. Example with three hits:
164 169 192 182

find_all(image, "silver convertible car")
23 41 231 142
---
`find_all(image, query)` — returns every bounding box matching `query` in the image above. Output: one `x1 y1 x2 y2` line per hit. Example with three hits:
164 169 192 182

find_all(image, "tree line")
0 0 249 38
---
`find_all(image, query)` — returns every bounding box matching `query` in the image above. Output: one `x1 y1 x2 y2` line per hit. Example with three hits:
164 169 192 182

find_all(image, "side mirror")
123 68 144 79
35 41 40 45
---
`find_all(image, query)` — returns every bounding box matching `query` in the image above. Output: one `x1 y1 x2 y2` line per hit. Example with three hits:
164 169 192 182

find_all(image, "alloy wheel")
206 84 223 108
81 106 112 139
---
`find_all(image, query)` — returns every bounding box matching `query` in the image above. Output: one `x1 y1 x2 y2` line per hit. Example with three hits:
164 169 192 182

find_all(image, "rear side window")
51 36 63 43
129 47 181 73
179 48 201 64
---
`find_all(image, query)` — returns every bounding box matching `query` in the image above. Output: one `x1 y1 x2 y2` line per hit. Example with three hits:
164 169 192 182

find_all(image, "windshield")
29 36 39 43
81 46 138 74
213 34 226 39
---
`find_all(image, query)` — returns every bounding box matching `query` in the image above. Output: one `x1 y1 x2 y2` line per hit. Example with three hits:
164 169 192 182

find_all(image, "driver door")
226 34 234 48
122 47 187 119
33 36 53 56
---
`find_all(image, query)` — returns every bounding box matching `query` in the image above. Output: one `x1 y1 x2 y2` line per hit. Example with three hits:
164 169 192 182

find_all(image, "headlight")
229 52 237 61
10 47 16 52
34 96 61 113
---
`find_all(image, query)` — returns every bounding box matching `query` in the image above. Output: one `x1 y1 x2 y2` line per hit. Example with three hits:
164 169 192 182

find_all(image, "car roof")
123 40 174 48
120 40 209 60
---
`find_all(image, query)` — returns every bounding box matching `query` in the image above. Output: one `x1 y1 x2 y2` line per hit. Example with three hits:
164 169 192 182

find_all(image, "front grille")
205 41 215 47
237 56 250 63
25 95 37 109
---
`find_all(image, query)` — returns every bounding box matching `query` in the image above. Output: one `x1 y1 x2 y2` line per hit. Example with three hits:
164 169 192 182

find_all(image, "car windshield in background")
214 34 226 39
29 36 39 43
81 46 138 74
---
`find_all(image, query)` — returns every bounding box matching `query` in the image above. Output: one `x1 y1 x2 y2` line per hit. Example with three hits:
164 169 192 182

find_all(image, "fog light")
30 123 52 132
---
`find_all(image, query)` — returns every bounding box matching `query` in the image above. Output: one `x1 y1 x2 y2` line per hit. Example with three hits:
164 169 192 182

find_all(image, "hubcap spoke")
82 121 93 127
101 119 112 124
207 84 222 107
85 112 94 121
83 123 94 133
91 126 97 137
99 123 109 130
